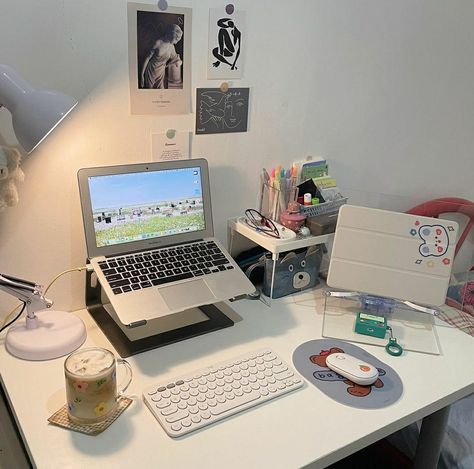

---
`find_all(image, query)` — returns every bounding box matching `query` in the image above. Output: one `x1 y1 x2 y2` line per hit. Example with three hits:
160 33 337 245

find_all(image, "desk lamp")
0 64 77 153
0 65 84 360
0 273 86 360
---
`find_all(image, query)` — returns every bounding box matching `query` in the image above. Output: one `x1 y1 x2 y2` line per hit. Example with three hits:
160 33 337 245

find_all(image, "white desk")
1 291 474 469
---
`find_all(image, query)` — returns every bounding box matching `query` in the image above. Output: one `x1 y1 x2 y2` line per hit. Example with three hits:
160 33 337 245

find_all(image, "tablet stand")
85 268 235 358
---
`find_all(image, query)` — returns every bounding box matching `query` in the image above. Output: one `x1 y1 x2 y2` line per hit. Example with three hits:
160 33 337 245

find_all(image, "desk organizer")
301 197 347 217
259 183 298 222
322 291 441 355
262 245 322 299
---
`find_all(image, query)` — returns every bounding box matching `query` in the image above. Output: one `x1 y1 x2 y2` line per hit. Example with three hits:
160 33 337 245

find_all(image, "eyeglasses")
244 209 280 238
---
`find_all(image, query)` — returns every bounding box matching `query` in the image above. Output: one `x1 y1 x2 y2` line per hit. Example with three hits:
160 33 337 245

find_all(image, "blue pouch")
263 245 322 299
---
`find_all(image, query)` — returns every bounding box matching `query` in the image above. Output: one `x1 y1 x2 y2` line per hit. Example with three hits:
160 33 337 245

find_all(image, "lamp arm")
0 273 53 328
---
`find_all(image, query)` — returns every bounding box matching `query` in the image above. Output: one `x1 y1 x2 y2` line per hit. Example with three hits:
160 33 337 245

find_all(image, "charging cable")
0 266 88 330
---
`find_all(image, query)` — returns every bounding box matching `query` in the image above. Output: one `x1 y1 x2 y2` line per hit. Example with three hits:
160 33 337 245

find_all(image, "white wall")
1 0 473 316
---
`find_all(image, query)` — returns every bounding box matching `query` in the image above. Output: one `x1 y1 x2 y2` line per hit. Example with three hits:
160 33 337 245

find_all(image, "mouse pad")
293 339 403 409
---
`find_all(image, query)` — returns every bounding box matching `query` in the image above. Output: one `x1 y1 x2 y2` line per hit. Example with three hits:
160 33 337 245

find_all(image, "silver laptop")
78 158 254 325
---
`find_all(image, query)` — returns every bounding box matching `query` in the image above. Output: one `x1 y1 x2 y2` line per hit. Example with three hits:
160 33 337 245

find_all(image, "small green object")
311 197 320 205
355 312 387 339
385 338 403 356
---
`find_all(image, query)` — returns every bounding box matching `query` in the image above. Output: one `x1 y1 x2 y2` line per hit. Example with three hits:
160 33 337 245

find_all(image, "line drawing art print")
207 8 246 79
196 88 249 135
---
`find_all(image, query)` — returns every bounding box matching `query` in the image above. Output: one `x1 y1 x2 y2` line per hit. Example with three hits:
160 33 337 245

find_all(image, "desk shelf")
228 217 332 257
228 217 333 301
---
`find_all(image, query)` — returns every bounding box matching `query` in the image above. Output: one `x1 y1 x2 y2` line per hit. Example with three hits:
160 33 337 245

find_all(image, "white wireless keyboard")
143 348 304 437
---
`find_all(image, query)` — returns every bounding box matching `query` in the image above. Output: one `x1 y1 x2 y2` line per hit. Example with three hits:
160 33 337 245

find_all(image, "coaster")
293 339 403 409
48 397 133 435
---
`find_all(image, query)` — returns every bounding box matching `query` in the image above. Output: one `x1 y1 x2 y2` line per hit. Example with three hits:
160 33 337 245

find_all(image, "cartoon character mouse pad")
293 339 403 409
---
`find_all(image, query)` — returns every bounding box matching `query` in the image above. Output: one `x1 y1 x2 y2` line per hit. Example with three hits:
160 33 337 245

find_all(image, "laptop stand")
85 268 235 358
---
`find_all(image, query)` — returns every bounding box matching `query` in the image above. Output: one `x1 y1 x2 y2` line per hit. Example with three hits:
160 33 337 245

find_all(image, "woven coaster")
48 397 133 435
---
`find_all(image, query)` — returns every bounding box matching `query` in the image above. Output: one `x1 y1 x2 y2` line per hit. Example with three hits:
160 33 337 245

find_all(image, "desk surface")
1 291 474 469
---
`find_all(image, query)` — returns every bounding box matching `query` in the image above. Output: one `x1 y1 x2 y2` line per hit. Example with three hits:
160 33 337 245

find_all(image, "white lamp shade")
0 64 77 153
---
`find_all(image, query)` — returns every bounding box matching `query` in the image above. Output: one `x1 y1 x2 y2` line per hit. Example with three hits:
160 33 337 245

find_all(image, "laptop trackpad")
160 280 216 311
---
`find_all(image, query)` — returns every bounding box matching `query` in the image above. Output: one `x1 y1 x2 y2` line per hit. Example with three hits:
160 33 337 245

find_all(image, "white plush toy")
0 145 24 211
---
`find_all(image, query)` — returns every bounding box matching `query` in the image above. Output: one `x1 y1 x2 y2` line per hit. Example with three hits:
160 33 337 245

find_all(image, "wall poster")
196 88 249 135
207 8 246 79
127 3 192 114
151 130 190 161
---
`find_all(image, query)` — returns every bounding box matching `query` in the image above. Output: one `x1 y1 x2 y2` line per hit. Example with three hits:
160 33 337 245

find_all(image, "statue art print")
127 3 191 115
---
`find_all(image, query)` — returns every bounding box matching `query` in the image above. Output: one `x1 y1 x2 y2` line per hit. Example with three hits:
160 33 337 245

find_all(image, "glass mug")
64 347 132 424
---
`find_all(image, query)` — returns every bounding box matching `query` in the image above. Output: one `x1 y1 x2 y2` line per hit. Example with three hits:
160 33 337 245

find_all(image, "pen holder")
259 183 298 222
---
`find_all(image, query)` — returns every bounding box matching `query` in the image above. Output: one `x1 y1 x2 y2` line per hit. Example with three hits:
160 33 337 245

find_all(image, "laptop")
327 205 459 306
78 158 255 325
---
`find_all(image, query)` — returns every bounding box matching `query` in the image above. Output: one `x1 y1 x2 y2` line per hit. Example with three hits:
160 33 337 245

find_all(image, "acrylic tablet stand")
322 292 441 355
324 204 461 355
85 268 236 358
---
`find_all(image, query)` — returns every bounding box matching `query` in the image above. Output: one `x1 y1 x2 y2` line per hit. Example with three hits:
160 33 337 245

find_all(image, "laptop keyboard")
97 240 235 295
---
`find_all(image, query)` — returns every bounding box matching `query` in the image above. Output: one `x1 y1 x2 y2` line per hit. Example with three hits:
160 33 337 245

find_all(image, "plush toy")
0 145 24 211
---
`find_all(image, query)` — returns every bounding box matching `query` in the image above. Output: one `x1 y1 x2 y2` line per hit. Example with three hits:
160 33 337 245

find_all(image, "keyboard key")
165 410 189 423
152 272 193 286
109 279 130 289
102 268 116 276
106 273 123 282
213 259 229 266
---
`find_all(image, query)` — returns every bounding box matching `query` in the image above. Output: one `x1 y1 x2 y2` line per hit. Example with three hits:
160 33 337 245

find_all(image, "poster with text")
196 88 249 134
207 8 246 79
127 3 191 114
151 130 190 161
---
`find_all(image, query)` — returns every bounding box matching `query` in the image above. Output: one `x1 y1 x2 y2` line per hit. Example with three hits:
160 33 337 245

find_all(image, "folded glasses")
244 209 280 238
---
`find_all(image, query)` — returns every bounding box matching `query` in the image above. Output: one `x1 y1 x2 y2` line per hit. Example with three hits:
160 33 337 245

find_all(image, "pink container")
280 211 306 232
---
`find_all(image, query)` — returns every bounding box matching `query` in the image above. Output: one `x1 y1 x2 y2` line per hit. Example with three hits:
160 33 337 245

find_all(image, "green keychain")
385 326 403 356
355 313 403 356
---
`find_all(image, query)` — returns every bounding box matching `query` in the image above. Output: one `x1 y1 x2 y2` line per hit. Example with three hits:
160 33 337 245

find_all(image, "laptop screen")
78 159 215 259
88 167 205 248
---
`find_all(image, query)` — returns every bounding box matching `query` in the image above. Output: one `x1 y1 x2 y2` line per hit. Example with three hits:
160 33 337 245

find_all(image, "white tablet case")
327 205 459 306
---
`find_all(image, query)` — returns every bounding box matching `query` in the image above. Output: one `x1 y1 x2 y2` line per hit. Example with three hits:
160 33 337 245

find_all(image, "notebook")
327 205 459 306
78 158 255 325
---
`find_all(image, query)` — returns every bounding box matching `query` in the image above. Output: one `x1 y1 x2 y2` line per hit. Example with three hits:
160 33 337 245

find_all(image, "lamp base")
5 310 86 361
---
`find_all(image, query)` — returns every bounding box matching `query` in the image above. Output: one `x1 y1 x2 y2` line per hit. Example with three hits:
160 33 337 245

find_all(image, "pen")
258 169 270 212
